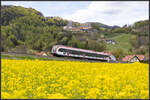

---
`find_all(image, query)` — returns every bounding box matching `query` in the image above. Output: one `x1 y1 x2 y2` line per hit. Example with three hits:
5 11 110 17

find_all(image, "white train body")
51 45 116 62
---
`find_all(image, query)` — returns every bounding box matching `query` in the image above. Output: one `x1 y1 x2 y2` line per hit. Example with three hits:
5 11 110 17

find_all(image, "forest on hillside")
1 5 149 60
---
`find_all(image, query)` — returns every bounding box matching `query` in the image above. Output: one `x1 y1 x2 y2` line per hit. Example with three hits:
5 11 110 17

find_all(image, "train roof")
54 45 109 55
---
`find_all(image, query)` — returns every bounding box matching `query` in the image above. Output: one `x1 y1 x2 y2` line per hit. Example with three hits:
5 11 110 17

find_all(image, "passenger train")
51 45 116 62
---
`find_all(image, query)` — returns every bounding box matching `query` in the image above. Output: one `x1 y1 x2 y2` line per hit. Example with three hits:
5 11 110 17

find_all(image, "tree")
129 35 139 49
86 39 106 51
67 36 78 47
112 48 126 60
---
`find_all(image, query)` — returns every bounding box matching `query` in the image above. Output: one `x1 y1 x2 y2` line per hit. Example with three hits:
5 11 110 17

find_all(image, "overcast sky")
2 1 149 27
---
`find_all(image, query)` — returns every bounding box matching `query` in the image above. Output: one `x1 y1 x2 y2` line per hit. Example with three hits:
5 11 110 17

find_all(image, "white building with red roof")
122 55 146 62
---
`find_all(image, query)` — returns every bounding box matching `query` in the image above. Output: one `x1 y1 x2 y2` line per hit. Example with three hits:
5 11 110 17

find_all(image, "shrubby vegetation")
111 48 126 61
130 20 149 57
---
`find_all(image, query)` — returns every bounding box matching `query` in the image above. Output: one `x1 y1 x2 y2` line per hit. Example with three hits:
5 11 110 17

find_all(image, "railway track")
2 52 112 63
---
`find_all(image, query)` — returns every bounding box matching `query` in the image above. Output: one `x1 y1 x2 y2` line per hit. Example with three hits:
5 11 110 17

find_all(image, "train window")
58 48 67 52
97 54 106 58
78 51 83 55
70 50 76 55
68 49 72 54
85 52 92 57
58 48 108 58
68 49 84 56
58 47 109 59
85 52 108 58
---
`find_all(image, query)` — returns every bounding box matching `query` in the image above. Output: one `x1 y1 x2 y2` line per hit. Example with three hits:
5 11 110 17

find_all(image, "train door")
67 52 69 56
83 53 85 58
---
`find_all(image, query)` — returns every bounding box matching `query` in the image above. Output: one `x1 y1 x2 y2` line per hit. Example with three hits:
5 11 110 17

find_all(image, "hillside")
106 34 134 52
1 5 149 60
85 22 120 29
1 5 107 53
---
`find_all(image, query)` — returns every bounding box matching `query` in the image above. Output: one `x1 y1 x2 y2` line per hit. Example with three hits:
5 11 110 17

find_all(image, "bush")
112 48 126 61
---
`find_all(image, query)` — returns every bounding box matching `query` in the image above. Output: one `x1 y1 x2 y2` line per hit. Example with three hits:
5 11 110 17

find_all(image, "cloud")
64 1 149 26
2 1 148 26
1 1 69 16
1 1 90 17
2 1 35 7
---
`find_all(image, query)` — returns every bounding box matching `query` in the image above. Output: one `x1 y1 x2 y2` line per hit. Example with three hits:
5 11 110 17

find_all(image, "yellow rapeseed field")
1 59 149 99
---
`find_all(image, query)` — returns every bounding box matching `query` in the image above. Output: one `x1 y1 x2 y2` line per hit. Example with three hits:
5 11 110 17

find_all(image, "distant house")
79 26 92 32
98 39 105 42
70 27 81 31
66 26 93 32
122 55 146 63
63 22 93 32
106 39 116 45
35 52 47 56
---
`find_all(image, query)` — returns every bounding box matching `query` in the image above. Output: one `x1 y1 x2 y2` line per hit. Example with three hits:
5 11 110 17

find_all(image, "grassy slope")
1 54 53 61
106 33 134 53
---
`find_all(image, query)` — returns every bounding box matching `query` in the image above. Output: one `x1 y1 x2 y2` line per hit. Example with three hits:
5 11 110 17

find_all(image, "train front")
51 45 59 54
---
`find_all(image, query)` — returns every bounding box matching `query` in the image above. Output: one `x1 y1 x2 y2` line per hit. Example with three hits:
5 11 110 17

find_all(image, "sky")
2 1 149 27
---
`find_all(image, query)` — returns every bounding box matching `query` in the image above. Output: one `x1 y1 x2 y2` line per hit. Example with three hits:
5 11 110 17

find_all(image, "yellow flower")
1 59 149 99
47 93 68 99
